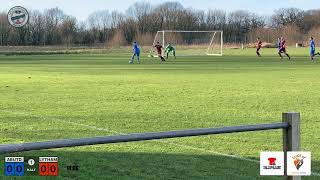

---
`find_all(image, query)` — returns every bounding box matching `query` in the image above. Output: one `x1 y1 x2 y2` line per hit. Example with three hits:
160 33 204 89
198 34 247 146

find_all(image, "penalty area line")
2 111 320 177
52 119 262 163
55 119 320 177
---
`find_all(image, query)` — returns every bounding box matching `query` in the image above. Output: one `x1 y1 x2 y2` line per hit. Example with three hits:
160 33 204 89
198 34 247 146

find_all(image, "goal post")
150 30 223 57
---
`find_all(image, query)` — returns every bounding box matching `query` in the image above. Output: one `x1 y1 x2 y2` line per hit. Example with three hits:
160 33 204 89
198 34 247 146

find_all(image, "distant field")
0 48 319 179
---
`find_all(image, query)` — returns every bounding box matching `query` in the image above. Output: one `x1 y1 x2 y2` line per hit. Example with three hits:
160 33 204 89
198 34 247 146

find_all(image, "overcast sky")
1 0 317 21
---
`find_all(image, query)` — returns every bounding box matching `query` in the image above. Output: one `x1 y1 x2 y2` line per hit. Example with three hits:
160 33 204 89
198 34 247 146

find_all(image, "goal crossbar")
159 30 223 33
151 30 223 57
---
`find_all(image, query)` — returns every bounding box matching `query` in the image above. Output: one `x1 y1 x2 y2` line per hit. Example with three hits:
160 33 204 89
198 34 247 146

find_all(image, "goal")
150 30 223 57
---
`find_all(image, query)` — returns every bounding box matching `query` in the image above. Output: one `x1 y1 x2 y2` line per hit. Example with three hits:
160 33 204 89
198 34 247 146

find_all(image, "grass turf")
0 47 319 179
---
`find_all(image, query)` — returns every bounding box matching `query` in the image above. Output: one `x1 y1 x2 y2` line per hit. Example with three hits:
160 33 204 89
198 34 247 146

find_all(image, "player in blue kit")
310 37 320 62
130 41 140 64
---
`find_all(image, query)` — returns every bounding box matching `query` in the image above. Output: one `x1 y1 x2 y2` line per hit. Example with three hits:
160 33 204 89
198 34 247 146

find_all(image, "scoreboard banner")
4 156 58 177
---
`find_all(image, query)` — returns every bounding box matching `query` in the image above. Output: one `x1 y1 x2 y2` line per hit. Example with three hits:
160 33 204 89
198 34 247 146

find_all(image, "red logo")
263 157 281 170
268 158 277 165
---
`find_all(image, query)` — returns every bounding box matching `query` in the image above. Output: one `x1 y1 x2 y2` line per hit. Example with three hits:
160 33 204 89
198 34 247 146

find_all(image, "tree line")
0 2 320 47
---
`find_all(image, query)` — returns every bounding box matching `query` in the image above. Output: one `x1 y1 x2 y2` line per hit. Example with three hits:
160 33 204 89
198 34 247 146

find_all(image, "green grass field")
0 47 319 179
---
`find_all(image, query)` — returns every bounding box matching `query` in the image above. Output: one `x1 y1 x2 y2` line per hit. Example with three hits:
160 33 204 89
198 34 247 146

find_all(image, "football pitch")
0 48 319 179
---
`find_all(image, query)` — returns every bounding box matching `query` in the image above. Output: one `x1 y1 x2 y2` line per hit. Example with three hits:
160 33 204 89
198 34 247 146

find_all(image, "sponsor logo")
260 152 284 175
287 152 311 176
263 157 282 169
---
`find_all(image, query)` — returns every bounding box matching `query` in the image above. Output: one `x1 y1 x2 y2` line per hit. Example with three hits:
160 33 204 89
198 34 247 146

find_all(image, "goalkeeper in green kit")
165 43 176 59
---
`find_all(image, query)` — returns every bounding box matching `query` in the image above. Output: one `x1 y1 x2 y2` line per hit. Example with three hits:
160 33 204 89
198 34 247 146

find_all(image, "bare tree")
300 10 320 33
28 10 45 45
61 16 77 47
1 2 320 47
120 18 137 44
127 2 153 33
111 11 125 29
271 8 304 27
44 7 65 45
87 10 111 42
0 12 10 46
206 9 226 30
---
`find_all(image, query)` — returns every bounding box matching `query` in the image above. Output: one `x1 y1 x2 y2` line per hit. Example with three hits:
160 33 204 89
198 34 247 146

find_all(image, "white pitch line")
313 172 320 176
56 119 121 135
49 118 258 161
53 119 320 177
51 119 264 163
162 141 259 163
2 111 320 177
56 118 260 163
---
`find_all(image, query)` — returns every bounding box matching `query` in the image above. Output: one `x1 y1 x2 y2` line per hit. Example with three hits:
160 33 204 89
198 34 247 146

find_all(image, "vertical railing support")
283 112 301 180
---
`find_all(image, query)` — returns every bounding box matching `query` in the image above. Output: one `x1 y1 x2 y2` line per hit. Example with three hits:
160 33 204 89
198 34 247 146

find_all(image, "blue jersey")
310 40 315 51
133 43 140 53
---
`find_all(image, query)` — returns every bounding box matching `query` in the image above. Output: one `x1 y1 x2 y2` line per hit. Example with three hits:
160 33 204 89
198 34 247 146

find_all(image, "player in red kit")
256 38 262 57
278 37 291 60
153 42 165 61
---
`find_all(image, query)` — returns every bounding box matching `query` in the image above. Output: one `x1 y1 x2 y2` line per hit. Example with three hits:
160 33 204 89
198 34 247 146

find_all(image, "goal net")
150 30 223 57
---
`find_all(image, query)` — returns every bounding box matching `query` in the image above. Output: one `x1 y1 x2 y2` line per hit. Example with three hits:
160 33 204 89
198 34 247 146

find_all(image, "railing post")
283 112 301 180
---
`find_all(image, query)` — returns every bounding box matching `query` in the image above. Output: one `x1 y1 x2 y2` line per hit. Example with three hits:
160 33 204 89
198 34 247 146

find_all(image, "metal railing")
0 112 301 180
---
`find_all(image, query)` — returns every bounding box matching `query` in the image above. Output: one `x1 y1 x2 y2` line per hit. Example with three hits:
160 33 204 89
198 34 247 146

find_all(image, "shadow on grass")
1 150 319 180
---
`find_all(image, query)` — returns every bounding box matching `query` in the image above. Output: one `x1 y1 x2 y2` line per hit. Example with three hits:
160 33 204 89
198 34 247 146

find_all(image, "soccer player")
130 41 140 64
256 38 262 57
154 42 165 61
309 37 320 62
277 37 282 55
165 43 176 59
278 37 291 60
